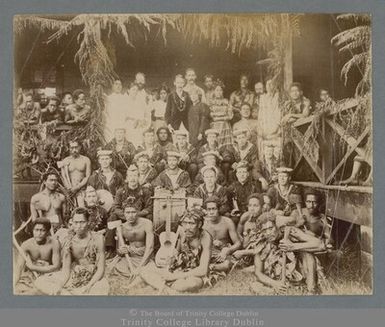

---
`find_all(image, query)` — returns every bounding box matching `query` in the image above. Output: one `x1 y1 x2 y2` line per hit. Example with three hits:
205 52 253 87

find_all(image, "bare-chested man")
203 196 241 272
30 171 67 231
112 202 154 278
39 207 109 295
64 89 91 125
14 218 61 295
141 209 212 294
59 140 91 207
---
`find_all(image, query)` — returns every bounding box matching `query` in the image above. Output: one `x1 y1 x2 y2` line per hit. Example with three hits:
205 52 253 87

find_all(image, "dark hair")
213 79 225 90
204 74 214 81
203 195 220 209
71 207 90 221
290 82 302 91
73 89 85 101
32 218 51 232
48 96 60 104
174 74 185 82
240 102 252 109
156 126 172 142
41 170 59 182
179 209 205 230
185 68 196 74
159 84 170 94
304 188 322 202
247 193 264 205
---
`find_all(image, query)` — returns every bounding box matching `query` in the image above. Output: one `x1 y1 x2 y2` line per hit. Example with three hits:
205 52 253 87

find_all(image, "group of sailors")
14 68 335 295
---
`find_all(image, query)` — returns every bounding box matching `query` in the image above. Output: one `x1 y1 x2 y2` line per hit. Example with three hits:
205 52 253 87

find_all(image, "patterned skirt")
211 121 233 148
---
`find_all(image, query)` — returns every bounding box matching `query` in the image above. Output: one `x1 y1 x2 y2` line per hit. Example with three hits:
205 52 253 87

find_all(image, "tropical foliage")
331 14 371 96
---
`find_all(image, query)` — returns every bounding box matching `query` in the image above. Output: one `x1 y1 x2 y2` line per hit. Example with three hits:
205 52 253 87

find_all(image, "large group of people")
14 68 336 296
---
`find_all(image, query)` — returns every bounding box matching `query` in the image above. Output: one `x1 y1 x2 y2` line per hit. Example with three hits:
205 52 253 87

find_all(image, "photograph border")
1 0 385 310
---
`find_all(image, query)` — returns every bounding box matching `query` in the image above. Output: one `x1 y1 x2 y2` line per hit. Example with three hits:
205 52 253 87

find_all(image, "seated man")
174 129 199 181
40 96 64 124
202 196 241 273
36 207 109 295
267 166 303 227
134 151 159 189
227 161 262 221
30 170 67 232
59 139 91 207
153 151 191 192
111 164 153 221
88 149 124 197
14 218 61 295
105 127 136 178
64 89 91 125
193 166 230 216
223 128 265 183
84 186 109 233
193 150 226 187
141 209 212 294
279 189 331 293
112 201 154 278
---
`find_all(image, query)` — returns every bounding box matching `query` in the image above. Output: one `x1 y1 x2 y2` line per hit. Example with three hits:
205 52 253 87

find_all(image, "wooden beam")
293 181 373 194
325 126 370 184
283 14 293 91
291 129 323 182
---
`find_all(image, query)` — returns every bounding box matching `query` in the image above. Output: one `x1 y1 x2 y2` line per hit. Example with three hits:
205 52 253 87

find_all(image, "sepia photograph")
12 13 372 296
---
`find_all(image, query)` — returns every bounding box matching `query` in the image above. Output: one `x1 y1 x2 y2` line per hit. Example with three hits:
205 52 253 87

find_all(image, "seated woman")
141 209 212 294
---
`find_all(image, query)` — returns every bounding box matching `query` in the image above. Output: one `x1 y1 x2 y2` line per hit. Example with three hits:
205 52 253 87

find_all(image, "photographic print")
12 13 372 296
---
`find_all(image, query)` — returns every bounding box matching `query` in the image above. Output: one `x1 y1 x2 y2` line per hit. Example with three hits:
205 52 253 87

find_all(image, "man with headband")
141 209 212 294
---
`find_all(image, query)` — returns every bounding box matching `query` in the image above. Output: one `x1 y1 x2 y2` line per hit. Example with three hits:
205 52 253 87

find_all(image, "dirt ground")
108 249 372 296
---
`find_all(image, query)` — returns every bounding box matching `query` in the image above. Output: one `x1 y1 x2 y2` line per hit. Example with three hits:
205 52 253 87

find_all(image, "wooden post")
283 14 293 92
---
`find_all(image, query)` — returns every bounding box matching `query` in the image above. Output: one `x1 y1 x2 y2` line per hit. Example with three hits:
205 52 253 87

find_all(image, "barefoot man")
30 171 67 231
202 196 241 273
59 140 91 207
112 201 154 278
43 207 109 295
141 209 212 294
14 218 61 295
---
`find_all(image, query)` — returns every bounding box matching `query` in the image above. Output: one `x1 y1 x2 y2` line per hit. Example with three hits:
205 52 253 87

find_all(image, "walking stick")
281 226 290 283
12 235 38 278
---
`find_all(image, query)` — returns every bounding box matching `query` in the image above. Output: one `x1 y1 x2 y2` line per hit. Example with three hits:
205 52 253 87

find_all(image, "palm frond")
340 52 369 85
331 25 371 48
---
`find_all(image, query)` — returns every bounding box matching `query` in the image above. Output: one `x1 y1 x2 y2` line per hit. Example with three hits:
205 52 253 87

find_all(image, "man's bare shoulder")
139 217 153 229
80 155 91 163
21 237 34 250
221 216 236 228
201 229 213 247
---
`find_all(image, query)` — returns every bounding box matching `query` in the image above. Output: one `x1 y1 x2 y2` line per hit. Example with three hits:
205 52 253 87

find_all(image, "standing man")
141 209 212 293
203 74 215 104
104 79 128 142
64 89 91 125
113 202 154 278
184 68 207 104
153 151 191 192
257 79 282 159
187 88 210 146
88 149 124 197
59 139 91 207
165 74 192 134
14 218 61 295
229 74 255 124
30 171 67 231
203 196 241 273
